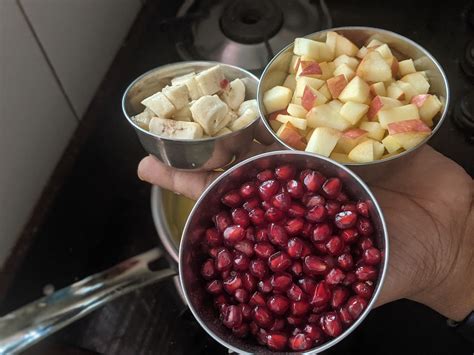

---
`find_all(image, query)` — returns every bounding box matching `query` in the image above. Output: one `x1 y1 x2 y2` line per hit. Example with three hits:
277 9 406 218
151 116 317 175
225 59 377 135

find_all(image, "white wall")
0 0 141 266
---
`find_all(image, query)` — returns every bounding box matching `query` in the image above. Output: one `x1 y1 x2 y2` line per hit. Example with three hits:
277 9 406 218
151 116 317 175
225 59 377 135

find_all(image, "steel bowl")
257 27 450 168
122 61 260 171
179 150 389 354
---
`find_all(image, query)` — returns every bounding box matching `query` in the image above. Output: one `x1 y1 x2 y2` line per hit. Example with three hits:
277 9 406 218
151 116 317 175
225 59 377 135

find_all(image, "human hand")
138 145 474 320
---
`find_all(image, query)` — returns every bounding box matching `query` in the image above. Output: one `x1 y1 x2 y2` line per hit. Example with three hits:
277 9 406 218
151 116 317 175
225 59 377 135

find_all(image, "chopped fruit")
327 74 348 98
301 86 328 110
382 135 402 154
318 62 336 80
269 120 283 132
387 118 431 135
263 86 293 114
287 104 308 118
326 31 338 56
378 104 420 129
367 96 402 120
372 140 385 160
277 122 306 150
386 56 399 77
369 82 386 97
335 128 368 153
356 51 392 82
330 152 353 163
305 127 342 157
359 121 386 141
283 75 297 91
356 46 369 59
387 83 405 100
333 64 356 81
413 94 442 125
401 73 430 95
390 132 430 150
374 44 393 59
410 94 430 108
289 55 301 74
335 34 359 57
276 114 308 130
328 99 344 112
348 140 374 163
340 102 369 125
298 60 322 77
307 104 352 131
334 54 360 70
294 38 334 62
268 109 289 121
398 59 416 76
366 38 384 48
318 83 332 100
338 76 370 104
395 80 417 101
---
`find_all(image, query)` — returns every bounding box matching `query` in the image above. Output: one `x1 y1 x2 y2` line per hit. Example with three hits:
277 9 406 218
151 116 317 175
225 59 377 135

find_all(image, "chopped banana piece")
190 95 229 135
195 65 226 96
229 108 258 131
215 127 232 136
149 117 203 139
173 104 192 121
133 109 153 129
238 99 258 116
162 84 189 110
221 78 246 110
141 92 175 118
171 72 195 86
225 110 239 122
171 72 202 100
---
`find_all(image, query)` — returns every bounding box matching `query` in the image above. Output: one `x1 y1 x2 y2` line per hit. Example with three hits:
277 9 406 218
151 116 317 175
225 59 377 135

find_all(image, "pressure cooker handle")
0 248 176 354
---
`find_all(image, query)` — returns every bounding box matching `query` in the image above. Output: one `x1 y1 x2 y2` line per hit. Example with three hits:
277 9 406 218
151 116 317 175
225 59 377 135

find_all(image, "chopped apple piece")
348 140 374 163
318 83 332 100
268 109 288 121
287 103 308 118
398 59 416 76
340 102 369 125
387 82 405 100
307 104 352 131
318 62 335 80
367 95 402 120
283 74 297 91
270 119 283 131
395 80 417 101
359 121 386 141
370 82 386 97
294 77 325 98
305 127 342 157
372 140 385 160
357 46 369 59
326 31 338 57
297 60 323 78
301 86 328 110
390 132 430 150
335 34 359 57
276 114 308 130
411 94 442 125
263 86 293 114
382 151 402 159
335 128 368 153
374 44 393 59
366 38 384 48
401 72 430 95
356 51 392 82
330 152 353 163
333 64 355 81
410 94 430 108
387 118 431 135
328 99 343 112
382 135 402 154
378 104 420 129
277 122 306 150
289 55 301 74
338 76 370 104
294 38 334 61
327 74 348 98
333 55 360 70
305 128 314 141
386 56 399 77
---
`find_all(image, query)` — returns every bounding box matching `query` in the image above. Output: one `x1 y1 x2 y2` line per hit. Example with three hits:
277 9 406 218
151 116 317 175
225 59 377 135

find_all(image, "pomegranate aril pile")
199 164 381 352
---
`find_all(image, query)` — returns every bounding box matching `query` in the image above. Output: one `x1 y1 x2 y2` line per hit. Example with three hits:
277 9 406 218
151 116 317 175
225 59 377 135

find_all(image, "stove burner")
453 91 474 142
219 0 283 45
460 40 474 81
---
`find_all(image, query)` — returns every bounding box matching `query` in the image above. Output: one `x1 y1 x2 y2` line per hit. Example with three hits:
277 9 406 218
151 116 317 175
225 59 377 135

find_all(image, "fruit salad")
262 32 444 163
199 164 382 351
133 65 259 139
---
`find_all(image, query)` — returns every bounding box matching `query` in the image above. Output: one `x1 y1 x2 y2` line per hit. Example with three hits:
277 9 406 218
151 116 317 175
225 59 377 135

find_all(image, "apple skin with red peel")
387 119 431 135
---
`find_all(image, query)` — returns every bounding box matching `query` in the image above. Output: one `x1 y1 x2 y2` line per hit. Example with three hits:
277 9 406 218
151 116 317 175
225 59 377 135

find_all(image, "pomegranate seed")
239 181 258 199
221 270 231 279
254 242 275 259
343 272 357 286
208 247 221 258
275 164 296 180
353 281 374 299
232 323 249 338
321 312 343 337
325 200 341 217
250 259 268 279
287 283 305 301
256 328 268 345
252 305 274 329
267 294 290 315
265 207 284 222
257 169 274 182
259 180 280 201
355 265 378 281
233 252 250 271
201 259 217 280
223 273 242 294
336 191 349 203
302 193 326 208
363 247 381 265
213 211 232 232
266 332 288 351
322 255 336 269
221 190 242 208
206 280 223 294
205 228 222 247
358 236 374 250
341 203 357 213
334 211 357 229
287 237 304 258
337 253 354 271
249 208 265 225
340 228 359 244
357 217 374 236
356 201 370 217
289 333 312 351
261 200 272 210
303 170 326 192
308 314 321 323
325 268 345 285
271 272 292 292
258 278 273 293
304 255 328 275
312 304 329 315
240 303 252 320
243 197 260 211
291 299 311 316
326 236 344 256
249 321 259 336
287 315 304 326
234 239 254 257
290 260 303 277
312 223 332 243
284 218 305 236
269 318 286 331
313 242 328 254
304 324 324 343
242 272 257 292
255 227 269 242
346 296 368 319
305 205 327 223
271 192 291 211
311 281 331 306
301 223 313 238
268 224 289 247
331 286 350 308
223 225 245 245
234 288 250 303
338 306 353 326
322 178 342 199
288 203 306 218
249 291 266 306
231 208 250 228
298 277 316 295
286 180 304 198
221 305 242 329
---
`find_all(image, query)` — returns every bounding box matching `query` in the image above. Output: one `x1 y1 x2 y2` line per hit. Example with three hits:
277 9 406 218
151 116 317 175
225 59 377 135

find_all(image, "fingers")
137 155 221 200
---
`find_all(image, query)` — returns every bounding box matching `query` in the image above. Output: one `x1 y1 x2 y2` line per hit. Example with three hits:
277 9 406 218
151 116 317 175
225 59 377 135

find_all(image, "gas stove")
1 0 473 354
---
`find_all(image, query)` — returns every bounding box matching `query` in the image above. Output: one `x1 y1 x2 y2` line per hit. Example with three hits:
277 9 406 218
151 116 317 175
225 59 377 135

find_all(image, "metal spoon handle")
0 248 176 354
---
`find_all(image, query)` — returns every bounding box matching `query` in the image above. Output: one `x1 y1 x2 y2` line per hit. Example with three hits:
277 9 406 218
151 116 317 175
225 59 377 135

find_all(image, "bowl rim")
122 61 260 143
179 150 389 354
257 26 451 166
